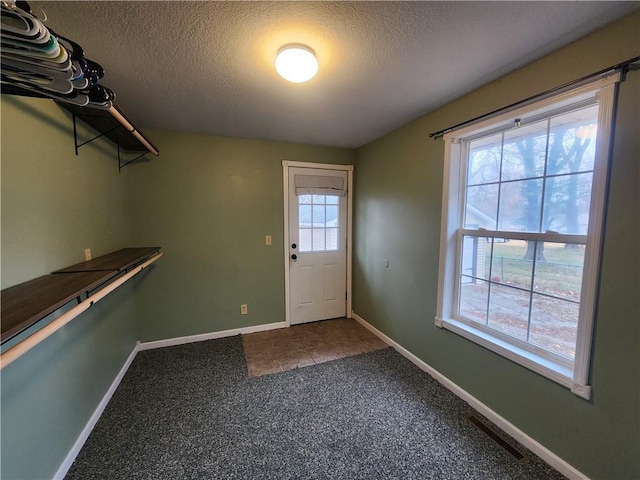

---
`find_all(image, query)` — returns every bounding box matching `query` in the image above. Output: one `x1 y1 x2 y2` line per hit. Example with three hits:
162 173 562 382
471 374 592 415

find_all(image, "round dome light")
275 44 318 83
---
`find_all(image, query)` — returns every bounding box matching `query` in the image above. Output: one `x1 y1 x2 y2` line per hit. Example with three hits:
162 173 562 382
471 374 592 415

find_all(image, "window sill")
435 316 592 400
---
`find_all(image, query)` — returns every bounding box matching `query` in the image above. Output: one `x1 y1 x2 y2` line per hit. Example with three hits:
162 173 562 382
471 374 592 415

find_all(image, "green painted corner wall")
352 13 640 480
125 131 354 342
1 96 138 479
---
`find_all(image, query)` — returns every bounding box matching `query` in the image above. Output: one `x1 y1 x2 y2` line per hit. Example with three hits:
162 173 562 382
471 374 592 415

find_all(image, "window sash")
452 230 584 366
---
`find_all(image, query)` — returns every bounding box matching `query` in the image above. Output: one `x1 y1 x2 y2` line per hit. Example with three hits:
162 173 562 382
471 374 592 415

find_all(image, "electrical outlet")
240 304 248 315
84 248 92 261
265 235 272 246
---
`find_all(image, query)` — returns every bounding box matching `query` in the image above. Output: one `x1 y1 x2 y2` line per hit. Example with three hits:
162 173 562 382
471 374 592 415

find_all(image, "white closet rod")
0 252 164 370
108 106 159 156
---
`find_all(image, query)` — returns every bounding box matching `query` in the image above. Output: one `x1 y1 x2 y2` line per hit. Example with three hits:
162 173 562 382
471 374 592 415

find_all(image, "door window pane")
313 205 325 227
326 205 338 227
299 229 312 252
299 205 312 227
312 228 325 251
326 228 338 250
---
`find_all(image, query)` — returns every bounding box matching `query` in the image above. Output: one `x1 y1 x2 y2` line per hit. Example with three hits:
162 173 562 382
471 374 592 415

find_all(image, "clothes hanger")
1 75 89 105
1 51 72 72
2 71 73 93
0 9 48 42
1 34 61 57
1 55 74 79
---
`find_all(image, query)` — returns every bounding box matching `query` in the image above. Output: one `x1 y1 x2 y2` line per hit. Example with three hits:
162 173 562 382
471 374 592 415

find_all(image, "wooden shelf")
1 271 117 343
55 102 159 155
54 247 161 273
1 247 162 345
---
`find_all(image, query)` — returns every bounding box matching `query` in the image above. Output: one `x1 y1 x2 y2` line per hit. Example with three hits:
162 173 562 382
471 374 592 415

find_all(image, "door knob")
291 254 297 260
292 243 297 249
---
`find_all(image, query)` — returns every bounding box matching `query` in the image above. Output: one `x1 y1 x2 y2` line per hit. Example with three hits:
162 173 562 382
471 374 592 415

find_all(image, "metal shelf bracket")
72 113 122 156
71 113 151 172
117 145 149 172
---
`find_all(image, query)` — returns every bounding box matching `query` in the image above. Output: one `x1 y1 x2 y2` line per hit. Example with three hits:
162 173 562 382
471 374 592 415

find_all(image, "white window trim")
435 73 620 400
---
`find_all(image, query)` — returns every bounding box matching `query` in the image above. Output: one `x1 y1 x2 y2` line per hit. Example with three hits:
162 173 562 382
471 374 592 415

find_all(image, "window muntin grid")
464 104 598 235
298 194 339 252
457 103 597 361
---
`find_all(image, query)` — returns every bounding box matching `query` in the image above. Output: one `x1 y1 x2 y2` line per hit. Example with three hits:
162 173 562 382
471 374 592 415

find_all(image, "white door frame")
283 160 354 327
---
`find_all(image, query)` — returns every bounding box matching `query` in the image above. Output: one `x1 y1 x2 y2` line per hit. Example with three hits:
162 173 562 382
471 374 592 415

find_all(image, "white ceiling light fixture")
275 44 318 83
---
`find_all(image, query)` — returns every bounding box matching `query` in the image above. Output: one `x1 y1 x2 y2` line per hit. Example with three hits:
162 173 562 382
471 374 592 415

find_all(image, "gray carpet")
66 336 565 479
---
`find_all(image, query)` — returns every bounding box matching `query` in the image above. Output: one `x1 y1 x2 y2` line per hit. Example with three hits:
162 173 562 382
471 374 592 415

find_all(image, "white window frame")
435 73 620 399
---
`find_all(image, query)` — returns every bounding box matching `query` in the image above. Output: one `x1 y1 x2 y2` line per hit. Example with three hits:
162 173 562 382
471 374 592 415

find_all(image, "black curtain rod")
428 55 640 140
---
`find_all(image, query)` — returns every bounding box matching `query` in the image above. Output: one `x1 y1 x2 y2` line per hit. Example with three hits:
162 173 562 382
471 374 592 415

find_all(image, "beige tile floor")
242 317 389 377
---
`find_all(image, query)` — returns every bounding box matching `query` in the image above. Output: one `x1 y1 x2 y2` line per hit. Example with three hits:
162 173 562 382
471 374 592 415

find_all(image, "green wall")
126 131 354 342
353 13 640 480
1 97 138 479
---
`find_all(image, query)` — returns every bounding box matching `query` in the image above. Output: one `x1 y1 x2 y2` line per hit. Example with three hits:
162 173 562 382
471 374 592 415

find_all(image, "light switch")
265 235 272 246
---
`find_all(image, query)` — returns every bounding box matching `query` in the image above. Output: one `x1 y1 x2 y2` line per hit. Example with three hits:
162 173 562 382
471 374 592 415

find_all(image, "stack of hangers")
1 0 114 108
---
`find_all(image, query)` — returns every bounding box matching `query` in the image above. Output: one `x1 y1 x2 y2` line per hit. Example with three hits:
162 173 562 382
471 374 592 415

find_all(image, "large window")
436 74 620 398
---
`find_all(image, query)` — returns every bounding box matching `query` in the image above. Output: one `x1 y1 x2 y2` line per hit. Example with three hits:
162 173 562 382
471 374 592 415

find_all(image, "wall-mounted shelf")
1 247 162 349
54 247 161 274
55 102 160 171
1 271 116 343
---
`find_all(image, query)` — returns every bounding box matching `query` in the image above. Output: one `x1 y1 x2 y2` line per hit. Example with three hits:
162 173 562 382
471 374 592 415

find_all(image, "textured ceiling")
31 1 638 148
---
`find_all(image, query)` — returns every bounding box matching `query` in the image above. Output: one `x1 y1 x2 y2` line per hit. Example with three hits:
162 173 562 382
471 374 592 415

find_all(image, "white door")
288 167 348 325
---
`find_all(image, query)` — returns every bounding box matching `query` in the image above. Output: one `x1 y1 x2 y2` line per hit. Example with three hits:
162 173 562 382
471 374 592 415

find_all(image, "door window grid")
298 195 339 252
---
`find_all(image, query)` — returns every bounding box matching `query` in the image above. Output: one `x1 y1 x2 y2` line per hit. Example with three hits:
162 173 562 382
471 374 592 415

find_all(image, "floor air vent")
466 413 528 462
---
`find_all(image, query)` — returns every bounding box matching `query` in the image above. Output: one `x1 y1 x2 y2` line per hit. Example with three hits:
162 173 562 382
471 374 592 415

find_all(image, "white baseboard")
53 343 140 480
350 312 588 480
138 321 287 351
